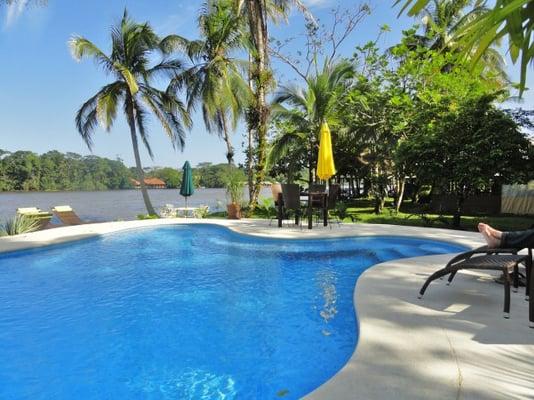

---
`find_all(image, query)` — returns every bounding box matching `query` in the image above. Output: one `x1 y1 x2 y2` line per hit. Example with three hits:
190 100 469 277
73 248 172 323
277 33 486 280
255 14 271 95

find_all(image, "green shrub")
258 197 275 218
136 214 160 220
193 206 210 219
1 215 41 236
335 202 349 221
222 167 246 205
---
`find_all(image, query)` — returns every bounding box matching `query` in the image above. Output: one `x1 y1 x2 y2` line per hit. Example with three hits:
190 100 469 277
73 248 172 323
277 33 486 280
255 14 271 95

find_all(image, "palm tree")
396 0 533 94
269 61 353 185
176 0 250 165
69 10 191 215
418 0 507 81
235 0 310 209
418 0 482 49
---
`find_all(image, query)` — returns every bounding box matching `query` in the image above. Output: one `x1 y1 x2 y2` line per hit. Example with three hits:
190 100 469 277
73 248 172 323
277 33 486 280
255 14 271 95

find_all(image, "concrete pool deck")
1 219 533 399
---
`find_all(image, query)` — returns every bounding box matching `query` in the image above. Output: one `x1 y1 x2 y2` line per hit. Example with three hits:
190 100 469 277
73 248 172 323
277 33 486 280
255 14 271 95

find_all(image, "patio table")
276 192 328 229
175 207 199 218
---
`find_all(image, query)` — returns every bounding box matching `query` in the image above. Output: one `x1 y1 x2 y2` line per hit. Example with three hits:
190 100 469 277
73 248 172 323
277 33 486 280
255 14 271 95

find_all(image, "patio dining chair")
309 184 326 208
309 183 326 192
271 183 283 206
418 246 532 319
326 184 341 227
308 184 341 227
270 183 283 226
278 184 302 228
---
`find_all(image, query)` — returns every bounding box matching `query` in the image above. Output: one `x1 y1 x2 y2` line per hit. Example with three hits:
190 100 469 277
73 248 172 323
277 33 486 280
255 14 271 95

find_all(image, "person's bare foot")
478 223 501 248
479 223 502 239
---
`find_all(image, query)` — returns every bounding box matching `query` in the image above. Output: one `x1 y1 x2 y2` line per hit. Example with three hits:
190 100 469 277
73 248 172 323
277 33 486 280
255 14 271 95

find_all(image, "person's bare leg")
477 223 501 248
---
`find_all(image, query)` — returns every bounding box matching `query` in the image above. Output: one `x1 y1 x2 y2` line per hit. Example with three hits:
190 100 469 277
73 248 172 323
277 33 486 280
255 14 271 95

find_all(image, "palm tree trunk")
308 135 314 186
126 98 157 216
247 124 254 201
395 175 406 213
247 52 255 203
220 110 234 165
247 0 270 210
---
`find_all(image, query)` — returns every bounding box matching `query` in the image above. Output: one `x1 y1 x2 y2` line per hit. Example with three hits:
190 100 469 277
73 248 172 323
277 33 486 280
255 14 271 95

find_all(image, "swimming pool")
0 224 465 399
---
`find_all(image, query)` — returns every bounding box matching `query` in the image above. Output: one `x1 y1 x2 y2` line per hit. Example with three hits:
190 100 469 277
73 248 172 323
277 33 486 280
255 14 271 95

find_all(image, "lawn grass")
208 198 534 232
344 199 534 232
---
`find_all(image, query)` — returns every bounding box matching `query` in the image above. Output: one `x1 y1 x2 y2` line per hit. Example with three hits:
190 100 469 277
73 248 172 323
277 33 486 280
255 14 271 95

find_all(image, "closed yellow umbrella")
316 122 336 180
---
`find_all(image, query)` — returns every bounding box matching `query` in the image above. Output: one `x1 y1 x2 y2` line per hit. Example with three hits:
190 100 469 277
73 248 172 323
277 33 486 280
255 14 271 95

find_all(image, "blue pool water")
0 225 465 399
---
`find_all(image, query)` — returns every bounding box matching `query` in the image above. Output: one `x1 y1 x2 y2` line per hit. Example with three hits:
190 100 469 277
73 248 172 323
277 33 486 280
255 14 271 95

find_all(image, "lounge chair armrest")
446 246 514 266
481 248 522 255
469 246 521 255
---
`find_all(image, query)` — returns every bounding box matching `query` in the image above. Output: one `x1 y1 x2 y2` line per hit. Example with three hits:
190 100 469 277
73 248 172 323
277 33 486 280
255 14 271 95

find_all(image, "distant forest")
0 149 238 191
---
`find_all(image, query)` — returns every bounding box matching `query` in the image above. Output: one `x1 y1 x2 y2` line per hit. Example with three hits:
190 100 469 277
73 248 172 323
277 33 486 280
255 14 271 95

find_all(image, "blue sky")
0 0 531 168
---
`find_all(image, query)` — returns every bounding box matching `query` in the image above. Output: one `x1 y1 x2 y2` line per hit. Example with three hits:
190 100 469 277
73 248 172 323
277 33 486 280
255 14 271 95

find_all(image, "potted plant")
223 168 246 219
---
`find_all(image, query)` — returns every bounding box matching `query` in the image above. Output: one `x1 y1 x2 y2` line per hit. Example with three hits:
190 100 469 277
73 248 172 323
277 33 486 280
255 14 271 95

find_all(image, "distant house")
130 177 166 189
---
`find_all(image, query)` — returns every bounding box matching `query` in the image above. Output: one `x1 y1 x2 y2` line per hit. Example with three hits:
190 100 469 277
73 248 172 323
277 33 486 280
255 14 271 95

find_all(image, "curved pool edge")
2 219 533 399
0 218 482 255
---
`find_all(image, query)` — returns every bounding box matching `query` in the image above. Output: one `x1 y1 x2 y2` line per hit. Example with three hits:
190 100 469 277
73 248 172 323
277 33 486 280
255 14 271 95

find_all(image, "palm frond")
69 36 114 73
145 58 186 81
141 85 191 150
75 82 126 149
159 34 190 54
267 130 307 168
271 104 309 127
133 99 154 159
273 84 308 111
96 82 124 131
74 91 99 149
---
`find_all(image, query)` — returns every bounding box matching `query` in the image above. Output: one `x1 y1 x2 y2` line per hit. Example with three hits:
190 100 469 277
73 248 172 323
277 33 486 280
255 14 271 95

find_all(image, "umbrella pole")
185 197 188 218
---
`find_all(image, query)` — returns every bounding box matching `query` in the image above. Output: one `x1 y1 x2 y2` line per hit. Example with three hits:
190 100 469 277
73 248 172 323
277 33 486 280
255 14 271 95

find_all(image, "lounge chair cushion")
52 205 73 212
17 207 41 214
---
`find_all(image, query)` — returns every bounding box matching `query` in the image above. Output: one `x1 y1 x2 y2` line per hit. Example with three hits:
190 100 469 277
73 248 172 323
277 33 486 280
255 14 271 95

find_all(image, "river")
0 188 271 222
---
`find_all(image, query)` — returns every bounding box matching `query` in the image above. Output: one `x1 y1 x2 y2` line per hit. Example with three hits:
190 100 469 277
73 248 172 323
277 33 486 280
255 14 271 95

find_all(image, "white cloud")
5 0 29 27
302 0 335 8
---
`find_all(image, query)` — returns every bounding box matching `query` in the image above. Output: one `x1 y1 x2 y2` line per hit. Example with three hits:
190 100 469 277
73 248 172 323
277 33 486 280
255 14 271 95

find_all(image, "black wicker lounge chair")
419 246 531 319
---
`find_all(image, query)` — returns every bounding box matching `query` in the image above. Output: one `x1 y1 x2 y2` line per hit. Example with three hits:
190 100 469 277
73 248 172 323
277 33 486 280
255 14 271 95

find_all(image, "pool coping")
1 219 533 399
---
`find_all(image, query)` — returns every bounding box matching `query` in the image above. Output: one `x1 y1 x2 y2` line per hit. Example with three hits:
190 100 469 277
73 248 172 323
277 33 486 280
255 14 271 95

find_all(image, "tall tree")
270 61 353 185
69 10 191 215
235 0 310 209
416 0 485 49
396 0 534 94
412 0 507 82
176 0 250 165
397 94 532 226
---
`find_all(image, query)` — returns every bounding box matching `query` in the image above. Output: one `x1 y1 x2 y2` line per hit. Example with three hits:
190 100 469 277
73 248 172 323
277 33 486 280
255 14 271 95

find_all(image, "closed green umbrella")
180 161 195 213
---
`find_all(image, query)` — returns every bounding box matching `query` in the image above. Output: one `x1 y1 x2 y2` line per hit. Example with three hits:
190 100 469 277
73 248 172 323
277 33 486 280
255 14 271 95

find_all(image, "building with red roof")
130 177 166 189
